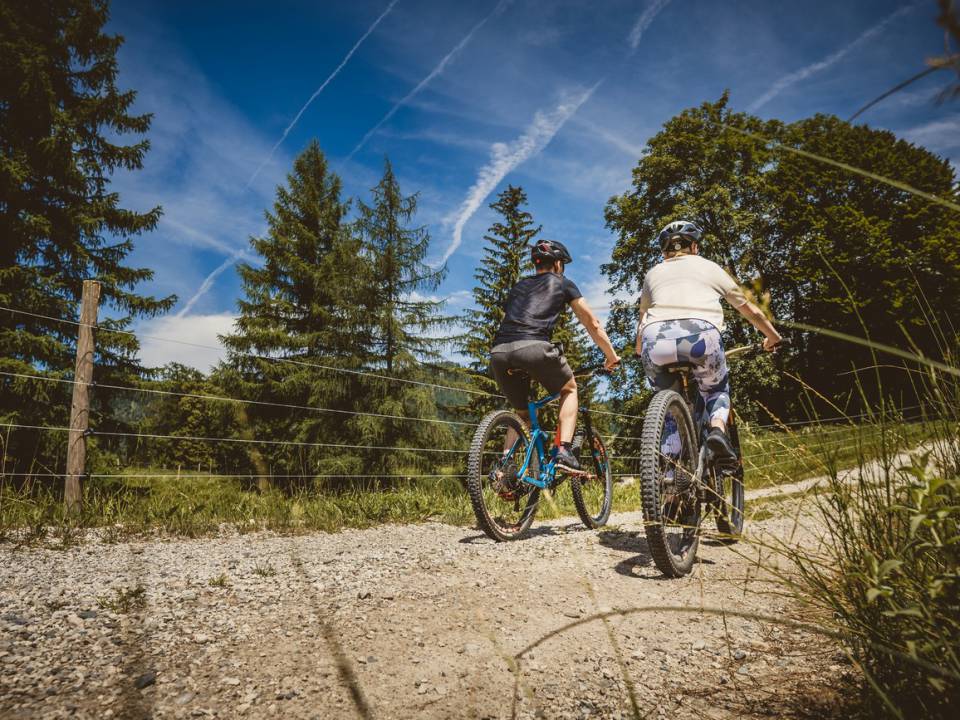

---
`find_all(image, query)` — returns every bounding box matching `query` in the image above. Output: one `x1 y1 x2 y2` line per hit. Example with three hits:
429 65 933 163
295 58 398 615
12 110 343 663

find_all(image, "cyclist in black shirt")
490 240 620 472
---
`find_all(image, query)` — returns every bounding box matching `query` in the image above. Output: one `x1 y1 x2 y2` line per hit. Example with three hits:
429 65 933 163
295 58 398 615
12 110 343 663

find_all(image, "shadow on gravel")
597 529 655 578
458 523 586 544
596 528 649 554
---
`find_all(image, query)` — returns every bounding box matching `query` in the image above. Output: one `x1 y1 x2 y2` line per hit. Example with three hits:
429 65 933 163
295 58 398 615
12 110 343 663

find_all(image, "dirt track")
0 483 854 720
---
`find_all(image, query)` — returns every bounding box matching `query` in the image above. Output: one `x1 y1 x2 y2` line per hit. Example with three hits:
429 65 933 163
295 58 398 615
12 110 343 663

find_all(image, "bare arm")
635 311 646 356
734 300 782 351
570 298 620 369
635 281 651 357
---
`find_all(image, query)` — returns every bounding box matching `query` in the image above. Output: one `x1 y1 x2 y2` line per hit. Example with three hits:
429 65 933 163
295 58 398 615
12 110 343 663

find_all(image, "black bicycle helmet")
530 239 573 266
657 220 702 252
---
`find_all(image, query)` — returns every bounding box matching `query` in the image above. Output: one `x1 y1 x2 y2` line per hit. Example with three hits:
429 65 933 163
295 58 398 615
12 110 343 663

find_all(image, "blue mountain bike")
466 365 614 542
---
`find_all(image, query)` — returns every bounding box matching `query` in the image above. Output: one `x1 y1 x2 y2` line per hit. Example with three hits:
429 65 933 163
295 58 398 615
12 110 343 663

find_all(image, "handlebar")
572 362 619 378
726 337 788 359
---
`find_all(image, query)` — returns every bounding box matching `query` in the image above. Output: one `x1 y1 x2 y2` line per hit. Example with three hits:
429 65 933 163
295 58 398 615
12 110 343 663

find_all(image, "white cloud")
628 0 673 51
347 0 513 160
440 83 601 264
407 289 473 306
247 0 400 186
106 17 307 316
578 265 637 325
900 115 960 153
522 150 633 203
573 117 646 159
376 126 492 153
747 3 917 113
136 314 237 371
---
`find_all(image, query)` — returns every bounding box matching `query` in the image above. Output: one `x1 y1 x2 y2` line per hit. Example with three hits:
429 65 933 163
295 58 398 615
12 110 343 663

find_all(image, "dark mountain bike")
638 342 766 577
466 365 614 542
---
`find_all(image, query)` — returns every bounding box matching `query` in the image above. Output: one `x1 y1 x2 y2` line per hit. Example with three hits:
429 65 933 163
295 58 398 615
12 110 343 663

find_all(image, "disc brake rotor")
490 460 525 501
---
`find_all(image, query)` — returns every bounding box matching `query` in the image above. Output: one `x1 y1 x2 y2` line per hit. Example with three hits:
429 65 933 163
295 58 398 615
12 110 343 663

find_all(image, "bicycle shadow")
458 522 588 544
597 528 717 578
597 528 653 577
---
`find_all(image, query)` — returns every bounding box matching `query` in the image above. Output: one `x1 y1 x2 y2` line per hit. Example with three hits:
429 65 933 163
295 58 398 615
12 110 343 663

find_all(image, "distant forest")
2 0 959 482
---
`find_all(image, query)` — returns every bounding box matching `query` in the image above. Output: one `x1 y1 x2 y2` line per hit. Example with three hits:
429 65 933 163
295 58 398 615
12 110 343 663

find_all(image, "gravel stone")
0 496 848 719
134 670 157 689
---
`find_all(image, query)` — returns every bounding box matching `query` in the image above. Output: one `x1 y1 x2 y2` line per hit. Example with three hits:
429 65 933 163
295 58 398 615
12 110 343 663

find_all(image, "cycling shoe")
706 428 736 460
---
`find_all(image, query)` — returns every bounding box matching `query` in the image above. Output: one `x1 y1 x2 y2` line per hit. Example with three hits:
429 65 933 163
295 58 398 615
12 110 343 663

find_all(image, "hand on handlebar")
604 353 621 371
763 335 783 352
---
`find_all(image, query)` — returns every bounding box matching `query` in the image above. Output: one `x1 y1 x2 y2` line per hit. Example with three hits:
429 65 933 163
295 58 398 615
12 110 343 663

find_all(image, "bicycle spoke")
466 410 541 541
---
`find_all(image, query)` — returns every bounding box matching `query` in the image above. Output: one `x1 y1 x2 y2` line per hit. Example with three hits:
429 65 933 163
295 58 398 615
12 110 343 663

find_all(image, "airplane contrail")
439 83 601 265
175 249 249 319
628 0 673 51
747 2 917 113
346 0 513 162
246 0 400 187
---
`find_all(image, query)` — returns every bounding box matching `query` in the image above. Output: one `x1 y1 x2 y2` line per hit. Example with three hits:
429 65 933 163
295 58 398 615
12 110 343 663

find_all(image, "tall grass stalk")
769 330 960 717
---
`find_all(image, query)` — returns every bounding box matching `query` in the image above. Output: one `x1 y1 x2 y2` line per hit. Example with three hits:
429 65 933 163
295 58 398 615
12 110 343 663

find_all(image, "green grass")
253 562 277 577
0 419 938 540
739 420 934 490
779 446 960 718
0 473 476 538
96 584 146 613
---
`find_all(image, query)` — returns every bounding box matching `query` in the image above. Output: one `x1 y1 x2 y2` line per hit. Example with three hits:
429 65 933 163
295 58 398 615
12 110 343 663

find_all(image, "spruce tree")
354 159 453 472
462 185 539 403
463 185 593 415
0 0 174 478
221 141 369 481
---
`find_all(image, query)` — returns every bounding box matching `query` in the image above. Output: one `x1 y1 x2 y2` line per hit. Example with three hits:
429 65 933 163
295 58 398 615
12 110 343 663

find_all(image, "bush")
787 428 960 717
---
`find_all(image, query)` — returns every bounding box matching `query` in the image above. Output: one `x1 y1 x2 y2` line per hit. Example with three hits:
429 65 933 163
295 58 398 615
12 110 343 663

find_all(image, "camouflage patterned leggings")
639 319 731 426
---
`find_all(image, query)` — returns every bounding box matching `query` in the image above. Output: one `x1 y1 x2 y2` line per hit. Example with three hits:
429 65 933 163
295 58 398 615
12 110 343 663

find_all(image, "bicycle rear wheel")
570 428 613 529
640 390 702 577
466 410 541 542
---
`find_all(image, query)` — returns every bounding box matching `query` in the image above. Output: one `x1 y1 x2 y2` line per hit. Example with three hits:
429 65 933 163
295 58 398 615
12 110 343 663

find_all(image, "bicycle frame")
498 363 607 491
500 391 601 490
670 363 741 491
501 392 559 490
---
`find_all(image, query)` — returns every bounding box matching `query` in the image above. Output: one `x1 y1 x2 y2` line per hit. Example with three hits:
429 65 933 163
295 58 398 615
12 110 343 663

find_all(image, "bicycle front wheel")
640 390 702 577
570 428 613 529
713 419 745 541
466 409 541 542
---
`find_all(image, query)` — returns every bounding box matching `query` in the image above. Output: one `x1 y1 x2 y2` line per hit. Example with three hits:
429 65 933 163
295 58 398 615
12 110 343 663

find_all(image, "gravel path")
1 493 853 719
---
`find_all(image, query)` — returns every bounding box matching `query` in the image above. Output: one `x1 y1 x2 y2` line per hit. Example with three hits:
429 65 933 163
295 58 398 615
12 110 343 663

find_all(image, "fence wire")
0 369 479 428
0 301 938 490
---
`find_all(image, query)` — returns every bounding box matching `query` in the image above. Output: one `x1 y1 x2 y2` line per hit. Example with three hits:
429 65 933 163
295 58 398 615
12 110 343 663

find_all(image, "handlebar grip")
573 363 618 377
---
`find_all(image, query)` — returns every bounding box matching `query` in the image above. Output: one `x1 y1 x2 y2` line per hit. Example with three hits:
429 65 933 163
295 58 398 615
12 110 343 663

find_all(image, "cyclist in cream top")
635 220 781 458
638 253 747 332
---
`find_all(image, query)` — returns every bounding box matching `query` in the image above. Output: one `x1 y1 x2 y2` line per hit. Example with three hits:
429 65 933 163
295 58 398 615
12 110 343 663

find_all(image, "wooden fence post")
65 280 101 512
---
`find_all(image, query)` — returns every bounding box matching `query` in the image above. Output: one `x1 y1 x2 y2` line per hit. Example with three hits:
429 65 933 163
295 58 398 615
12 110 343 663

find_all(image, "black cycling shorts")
490 340 574 410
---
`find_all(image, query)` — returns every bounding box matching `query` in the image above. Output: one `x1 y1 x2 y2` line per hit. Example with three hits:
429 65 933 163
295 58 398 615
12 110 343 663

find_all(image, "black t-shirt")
492 272 583 345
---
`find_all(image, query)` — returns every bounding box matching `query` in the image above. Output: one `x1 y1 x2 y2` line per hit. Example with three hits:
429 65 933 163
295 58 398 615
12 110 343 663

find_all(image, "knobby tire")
640 390 701 577
713 420 745 542
466 410 540 542
570 429 613 529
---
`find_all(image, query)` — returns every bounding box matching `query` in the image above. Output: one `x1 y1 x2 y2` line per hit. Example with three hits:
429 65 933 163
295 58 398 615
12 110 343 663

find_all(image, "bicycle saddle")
661 361 697 373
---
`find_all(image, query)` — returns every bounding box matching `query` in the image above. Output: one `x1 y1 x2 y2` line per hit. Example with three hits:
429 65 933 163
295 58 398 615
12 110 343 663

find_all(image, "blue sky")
105 0 959 369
